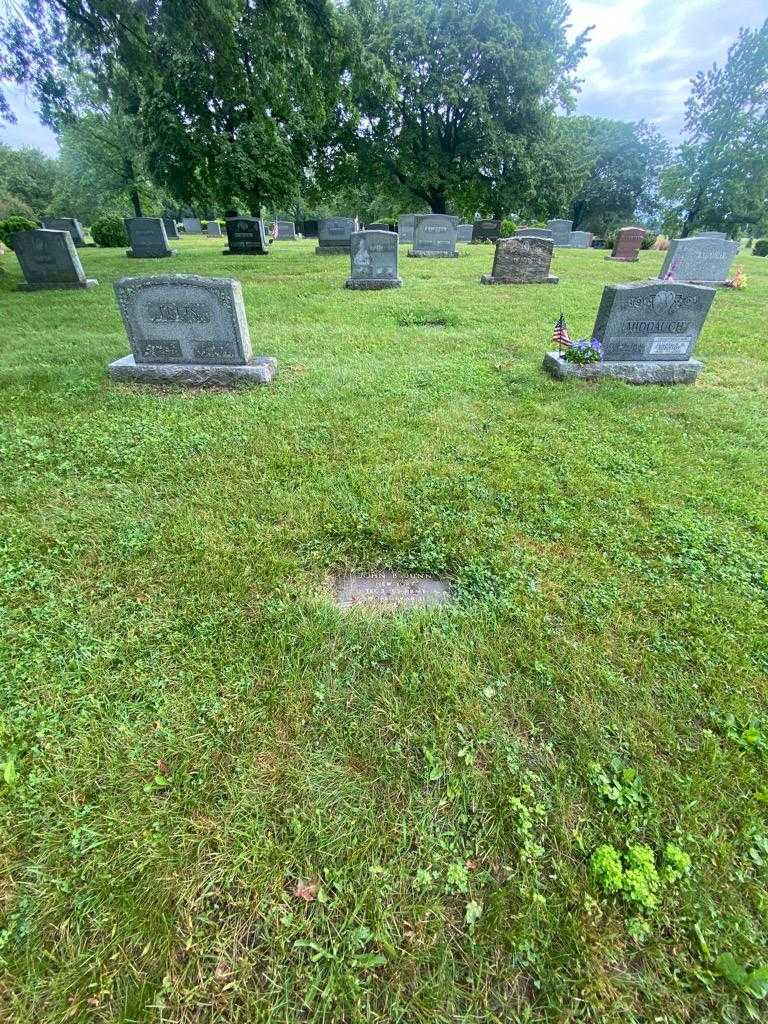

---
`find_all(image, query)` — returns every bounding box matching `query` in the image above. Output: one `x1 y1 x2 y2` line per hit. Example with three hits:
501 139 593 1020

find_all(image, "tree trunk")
429 191 447 214
248 192 262 218
130 189 142 218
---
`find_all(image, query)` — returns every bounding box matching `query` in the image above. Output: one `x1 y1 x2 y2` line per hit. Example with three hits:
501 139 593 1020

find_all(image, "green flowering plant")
562 339 603 365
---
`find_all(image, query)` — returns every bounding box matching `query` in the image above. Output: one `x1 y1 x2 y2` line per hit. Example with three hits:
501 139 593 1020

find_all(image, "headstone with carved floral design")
345 230 401 290
108 274 277 386
543 279 715 384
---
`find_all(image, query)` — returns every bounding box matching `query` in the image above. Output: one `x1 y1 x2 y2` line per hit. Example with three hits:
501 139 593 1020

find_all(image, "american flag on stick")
552 312 571 353
271 221 279 241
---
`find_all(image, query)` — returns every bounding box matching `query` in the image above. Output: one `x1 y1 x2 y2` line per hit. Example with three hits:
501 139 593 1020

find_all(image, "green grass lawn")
1 237 767 1023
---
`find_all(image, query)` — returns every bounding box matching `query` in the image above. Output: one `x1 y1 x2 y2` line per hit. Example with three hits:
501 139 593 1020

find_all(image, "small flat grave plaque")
333 572 452 610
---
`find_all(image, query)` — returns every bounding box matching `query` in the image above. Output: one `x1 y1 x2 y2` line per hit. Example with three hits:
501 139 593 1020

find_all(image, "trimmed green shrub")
752 239 768 257
0 216 37 250
499 218 516 238
641 233 657 249
91 215 129 248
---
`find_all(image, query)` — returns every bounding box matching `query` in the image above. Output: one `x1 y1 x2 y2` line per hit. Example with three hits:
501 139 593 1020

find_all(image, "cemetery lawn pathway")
1 238 767 1023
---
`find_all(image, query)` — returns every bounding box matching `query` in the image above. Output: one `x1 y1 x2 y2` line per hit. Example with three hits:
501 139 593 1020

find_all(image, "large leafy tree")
559 116 671 233
1 0 341 213
0 142 59 218
662 19 768 237
333 0 589 215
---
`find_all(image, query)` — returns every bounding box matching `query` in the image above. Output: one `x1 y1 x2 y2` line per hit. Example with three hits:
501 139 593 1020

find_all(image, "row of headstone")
547 219 593 248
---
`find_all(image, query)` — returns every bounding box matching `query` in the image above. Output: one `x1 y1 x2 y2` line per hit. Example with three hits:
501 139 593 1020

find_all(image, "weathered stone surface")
182 217 202 234
547 219 573 246
109 275 275 387
206 221 223 237
514 228 553 240
275 220 298 239
345 230 402 290
481 236 558 285
659 237 739 285
397 214 416 243
125 217 175 258
457 223 473 242
542 351 702 384
408 214 459 257
43 217 87 246
607 226 645 261
14 229 97 289
316 217 357 254
223 217 269 255
163 218 180 240
570 230 592 248
471 219 501 243
333 572 452 610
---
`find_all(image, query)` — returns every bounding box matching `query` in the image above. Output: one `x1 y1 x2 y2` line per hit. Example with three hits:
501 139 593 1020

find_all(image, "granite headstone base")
315 245 350 255
407 250 459 258
222 248 270 256
20 278 98 291
345 276 402 290
108 354 278 387
542 351 702 385
481 273 558 285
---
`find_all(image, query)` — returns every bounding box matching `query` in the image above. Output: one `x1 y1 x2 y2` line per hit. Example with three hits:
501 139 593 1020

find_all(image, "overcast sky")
1 0 765 154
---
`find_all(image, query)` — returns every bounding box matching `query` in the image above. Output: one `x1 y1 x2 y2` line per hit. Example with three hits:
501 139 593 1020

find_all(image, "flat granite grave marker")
108 274 277 386
163 218 180 240
408 214 459 258
608 227 645 261
275 220 298 239
14 229 98 290
471 219 501 243
333 572 452 610
543 279 715 384
125 217 176 259
223 217 270 255
659 236 739 286
457 223 473 242
206 221 223 238
345 230 402 290
547 219 573 246
316 217 356 254
481 236 558 285
43 217 87 246
182 217 202 234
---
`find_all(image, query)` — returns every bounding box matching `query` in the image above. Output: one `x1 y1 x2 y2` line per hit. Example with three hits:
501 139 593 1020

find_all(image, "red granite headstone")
609 226 646 262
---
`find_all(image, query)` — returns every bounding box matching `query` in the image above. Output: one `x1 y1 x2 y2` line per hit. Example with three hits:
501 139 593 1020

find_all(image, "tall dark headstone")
43 217 87 247
223 217 270 255
471 220 501 243
14 229 98 290
125 217 176 259
163 218 180 240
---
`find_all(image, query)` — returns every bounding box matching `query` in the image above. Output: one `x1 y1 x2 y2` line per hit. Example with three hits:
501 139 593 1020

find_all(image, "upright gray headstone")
14 229 97 290
316 217 357 254
345 230 401 290
659 237 739 285
547 219 573 246
275 220 298 239
543 279 715 384
457 224 473 242
481 236 557 285
43 218 87 247
206 220 223 238
125 217 175 259
397 214 416 244
182 217 202 234
108 274 277 386
471 220 501 243
163 218 180 240
223 217 269 255
408 214 459 258
514 228 553 240
570 231 592 249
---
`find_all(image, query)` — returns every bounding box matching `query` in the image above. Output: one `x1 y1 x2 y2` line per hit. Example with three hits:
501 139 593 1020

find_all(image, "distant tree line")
1 1 766 237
